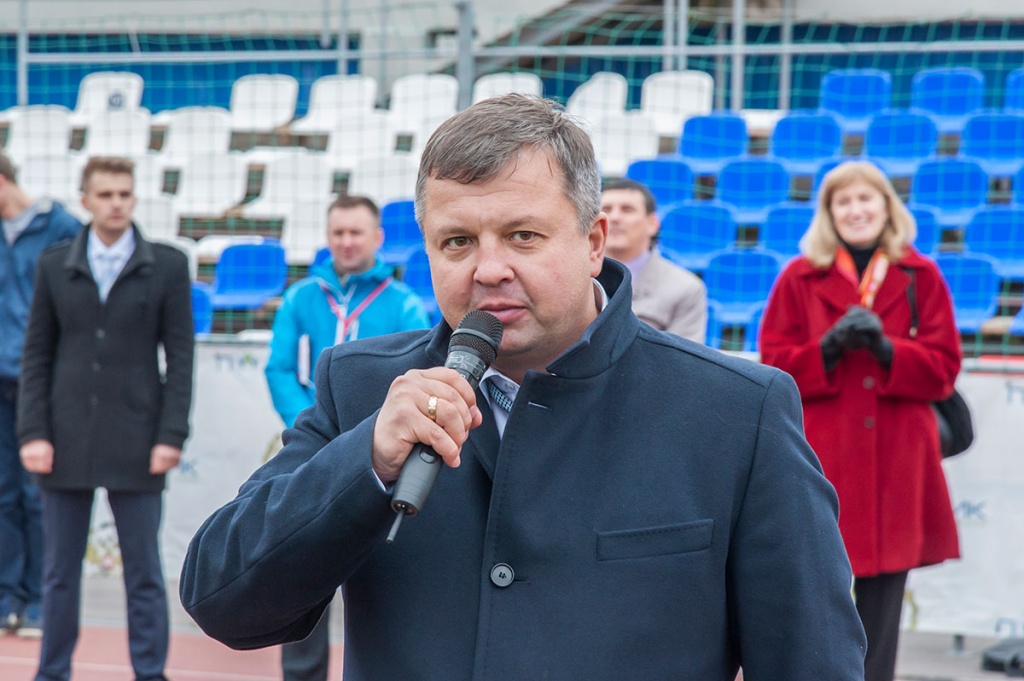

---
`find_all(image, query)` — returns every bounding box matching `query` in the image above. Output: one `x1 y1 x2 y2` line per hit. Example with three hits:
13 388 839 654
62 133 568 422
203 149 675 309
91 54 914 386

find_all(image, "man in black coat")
18 156 194 681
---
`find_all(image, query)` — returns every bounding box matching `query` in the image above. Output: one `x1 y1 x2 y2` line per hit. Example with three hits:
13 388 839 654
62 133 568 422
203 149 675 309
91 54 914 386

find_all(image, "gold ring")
427 395 438 422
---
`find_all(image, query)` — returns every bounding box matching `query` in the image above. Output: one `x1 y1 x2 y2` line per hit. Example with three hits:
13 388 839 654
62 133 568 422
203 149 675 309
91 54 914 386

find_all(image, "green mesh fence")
1 4 1023 353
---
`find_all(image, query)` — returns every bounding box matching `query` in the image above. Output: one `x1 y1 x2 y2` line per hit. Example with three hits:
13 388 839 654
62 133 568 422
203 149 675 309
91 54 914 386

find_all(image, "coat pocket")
596 519 714 561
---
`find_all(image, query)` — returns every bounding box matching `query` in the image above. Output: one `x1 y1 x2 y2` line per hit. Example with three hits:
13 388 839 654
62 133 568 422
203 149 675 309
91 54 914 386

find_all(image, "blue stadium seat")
910 67 985 134
862 111 938 177
1004 68 1024 111
676 112 748 175
706 300 764 352
933 252 1001 334
209 240 288 310
810 157 844 198
769 111 844 176
964 205 1024 280
910 158 989 228
758 202 814 259
311 246 331 270
959 112 1024 177
657 200 738 272
908 204 942 255
819 69 892 135
379 199 424 266
1011 307 1024 336
191 281 214 334
716 158 791 224
400 246 441 324
624 157 695 208
702 248 783 343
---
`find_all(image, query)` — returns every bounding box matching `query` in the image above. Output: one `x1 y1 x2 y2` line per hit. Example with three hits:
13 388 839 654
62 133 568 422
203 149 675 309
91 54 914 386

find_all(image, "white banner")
906 358 1024 636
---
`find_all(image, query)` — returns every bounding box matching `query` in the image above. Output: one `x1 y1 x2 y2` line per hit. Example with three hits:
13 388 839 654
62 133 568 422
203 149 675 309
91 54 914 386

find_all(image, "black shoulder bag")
904 267 975 458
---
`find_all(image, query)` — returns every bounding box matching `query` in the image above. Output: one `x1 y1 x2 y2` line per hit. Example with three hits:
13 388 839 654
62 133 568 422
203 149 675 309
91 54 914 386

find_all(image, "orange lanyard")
835 248 889 310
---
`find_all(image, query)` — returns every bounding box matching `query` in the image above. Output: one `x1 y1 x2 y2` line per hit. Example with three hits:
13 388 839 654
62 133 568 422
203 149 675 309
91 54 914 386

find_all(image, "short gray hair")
414 94 601 235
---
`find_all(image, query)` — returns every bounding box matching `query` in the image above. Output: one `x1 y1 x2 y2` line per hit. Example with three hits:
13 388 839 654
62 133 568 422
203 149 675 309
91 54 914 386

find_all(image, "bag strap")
901 266 919 339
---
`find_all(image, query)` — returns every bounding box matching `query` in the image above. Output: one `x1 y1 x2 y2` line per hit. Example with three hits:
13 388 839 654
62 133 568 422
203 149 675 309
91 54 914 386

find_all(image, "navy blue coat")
181 260 865 680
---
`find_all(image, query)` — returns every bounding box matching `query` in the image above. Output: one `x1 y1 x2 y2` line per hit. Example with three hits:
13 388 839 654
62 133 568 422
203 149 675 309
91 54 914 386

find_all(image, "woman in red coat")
760 161 961 681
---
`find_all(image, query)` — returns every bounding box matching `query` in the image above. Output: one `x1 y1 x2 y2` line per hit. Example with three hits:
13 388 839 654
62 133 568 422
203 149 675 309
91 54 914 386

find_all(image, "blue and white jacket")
265 256 430 427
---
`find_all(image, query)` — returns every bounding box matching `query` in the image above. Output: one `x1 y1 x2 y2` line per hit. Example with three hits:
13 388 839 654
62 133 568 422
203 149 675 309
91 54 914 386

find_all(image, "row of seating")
821 67 1024 134
626 156 1024 226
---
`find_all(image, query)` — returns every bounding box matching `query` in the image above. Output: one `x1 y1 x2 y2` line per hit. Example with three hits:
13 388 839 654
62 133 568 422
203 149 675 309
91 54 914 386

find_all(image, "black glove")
820 306 893 371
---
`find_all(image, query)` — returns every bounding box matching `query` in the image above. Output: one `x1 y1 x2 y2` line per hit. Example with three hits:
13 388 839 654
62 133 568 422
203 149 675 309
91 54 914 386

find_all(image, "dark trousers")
281 602 331 681
36 489 168 681
855 570 910 681
0 378 43 608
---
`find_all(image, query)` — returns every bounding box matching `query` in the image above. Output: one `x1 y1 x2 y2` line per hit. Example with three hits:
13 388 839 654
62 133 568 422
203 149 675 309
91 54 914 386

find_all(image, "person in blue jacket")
0 152 82 637
264 193 429 681
183 95 866 680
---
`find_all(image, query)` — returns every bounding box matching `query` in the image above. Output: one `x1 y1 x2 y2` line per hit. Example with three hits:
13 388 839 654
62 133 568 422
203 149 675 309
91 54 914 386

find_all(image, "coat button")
95 329 105 339
490 563 514 588
90 396 98 407
863 376 875 389
92 362 101 372
864 416 875 428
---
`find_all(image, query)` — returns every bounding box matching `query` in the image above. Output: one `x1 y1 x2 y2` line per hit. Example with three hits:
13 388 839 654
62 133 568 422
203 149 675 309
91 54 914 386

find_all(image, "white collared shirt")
88 228 135 302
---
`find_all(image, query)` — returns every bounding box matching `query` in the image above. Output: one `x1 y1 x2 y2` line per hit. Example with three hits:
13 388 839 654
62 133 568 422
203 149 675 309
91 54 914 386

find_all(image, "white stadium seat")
17 153 83 203
278 199 330 266
157 106 233 167
79 109 152 158
387 73 458 138
1 106 72 164
347 154 418 206
173 153 249 217
590 111 661 178
472 72 543 103
133 195 179 241
323 111 397 173
229 74 299 132
640 70 714 138
243 150 334 219
69 71 145 127
290 75 378 134
566 71 628 130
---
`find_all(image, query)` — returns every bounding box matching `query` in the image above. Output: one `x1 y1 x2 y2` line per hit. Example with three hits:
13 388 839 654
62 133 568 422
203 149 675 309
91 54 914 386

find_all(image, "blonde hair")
800 160 916 268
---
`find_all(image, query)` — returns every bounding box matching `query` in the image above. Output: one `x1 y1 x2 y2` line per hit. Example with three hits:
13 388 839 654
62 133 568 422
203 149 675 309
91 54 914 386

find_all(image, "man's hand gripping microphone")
386 311 503 543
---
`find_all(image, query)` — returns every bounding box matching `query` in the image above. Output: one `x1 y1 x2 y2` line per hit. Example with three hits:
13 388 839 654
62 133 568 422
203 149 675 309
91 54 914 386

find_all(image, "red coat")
759 248 961 577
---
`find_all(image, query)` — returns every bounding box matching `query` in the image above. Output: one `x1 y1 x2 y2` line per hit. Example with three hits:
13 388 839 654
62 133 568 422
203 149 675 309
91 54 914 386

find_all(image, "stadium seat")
472 72 543 103
156 106 233 167
16 154 83 205
173 153 249 217
69 71 145 127
1 105 72 163
910 158 990 227
769 111 844 176
702 248 783 341
1005 68 1024 111
959 112 1024 177
1010 307 1024 336
716 158 791 224
676 112 748 175
290 74 378 134
209 240 288 310
277 199 328 266
229 74 299 132
862 111 939 177
908 204 942 255
639 70 714 138
400 246 441 324
933 252 1001 334
590 111 660 178
311 246 331 270
387 73 459 139
566 71 628 129
963 205 1024 280
818 68 892 135
322 110 397 174
810 157 844 198
347 154 419 206
706 300 764 352
624 157 695 208
133 195 178 241
130 154 169 199
242 150 334 219
79 109 152 157
191 281 214 334
379 199 424 267
657 200 738 272
195 234 267 261
910 67 985 134
758 202 814 259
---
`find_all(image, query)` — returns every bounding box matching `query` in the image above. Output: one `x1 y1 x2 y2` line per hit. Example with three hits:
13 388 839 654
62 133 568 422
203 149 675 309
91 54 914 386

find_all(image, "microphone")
386 310 503 543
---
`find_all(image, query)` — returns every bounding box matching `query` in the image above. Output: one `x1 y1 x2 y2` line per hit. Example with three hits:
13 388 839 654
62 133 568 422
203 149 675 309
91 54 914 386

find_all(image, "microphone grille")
449 310 504 365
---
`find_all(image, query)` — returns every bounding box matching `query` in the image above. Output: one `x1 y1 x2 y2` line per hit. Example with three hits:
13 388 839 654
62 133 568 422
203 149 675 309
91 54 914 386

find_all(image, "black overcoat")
18 225 194 492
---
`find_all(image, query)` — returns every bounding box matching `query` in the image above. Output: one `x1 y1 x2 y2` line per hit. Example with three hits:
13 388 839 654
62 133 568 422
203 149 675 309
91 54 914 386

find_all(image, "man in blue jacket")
182 95 867 680
0 152 81 637
264 193 429 680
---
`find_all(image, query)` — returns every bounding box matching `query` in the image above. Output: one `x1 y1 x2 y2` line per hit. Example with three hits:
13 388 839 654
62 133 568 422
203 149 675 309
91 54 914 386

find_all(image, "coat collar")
63 224 155 280
422 258 639 381
792 247 930 317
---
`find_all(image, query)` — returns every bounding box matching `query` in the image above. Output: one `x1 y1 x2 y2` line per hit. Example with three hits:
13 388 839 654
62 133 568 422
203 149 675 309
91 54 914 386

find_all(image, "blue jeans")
0 377 43 609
